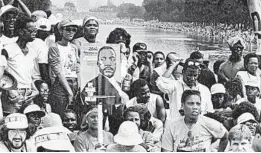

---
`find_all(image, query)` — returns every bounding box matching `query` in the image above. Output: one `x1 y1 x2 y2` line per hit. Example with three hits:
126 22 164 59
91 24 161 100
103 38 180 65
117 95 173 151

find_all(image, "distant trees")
142 0 251 29
21 0 51 12
64 2 76 12
116 3 145 20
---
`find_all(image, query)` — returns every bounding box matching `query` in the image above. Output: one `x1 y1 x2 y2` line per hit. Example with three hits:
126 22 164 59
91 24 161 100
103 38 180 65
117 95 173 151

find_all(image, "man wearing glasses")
1 15 39 115
218 37 245 83
0 113 30 152
156 58 214 121
161 90 228 152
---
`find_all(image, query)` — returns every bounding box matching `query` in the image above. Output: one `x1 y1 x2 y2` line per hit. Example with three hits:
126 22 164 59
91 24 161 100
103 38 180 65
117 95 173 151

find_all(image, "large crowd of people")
0 2 261 152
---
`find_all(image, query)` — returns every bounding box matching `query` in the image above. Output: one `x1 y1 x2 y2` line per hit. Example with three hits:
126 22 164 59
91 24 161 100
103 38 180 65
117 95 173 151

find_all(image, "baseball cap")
57 19 78 30
5 113 28 129
35 18 51 31
237 112 258 124
82 16 98 26
133 42 147 52
23 104 45 118
245 80 260 90
0 5 19 17
34 126 75 151
32 10 47 20
211 83 226 95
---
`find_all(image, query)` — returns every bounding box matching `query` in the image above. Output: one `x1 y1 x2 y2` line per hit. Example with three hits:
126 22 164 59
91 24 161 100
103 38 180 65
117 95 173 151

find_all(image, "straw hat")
114 121 143 146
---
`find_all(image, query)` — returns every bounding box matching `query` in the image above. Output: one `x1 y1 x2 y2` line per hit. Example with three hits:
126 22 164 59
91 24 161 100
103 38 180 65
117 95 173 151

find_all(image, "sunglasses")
187 61 201 67
40 89 49 94
64 27 77 33
25 28 38 33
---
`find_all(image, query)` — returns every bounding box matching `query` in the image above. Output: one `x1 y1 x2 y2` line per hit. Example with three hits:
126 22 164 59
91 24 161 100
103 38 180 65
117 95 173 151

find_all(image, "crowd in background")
0 1 261 152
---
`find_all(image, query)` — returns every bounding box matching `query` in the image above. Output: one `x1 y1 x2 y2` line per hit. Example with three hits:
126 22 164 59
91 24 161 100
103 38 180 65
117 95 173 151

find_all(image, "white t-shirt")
4 43 35 88
27 38 49 81
161 116 227 152
126 93 158 118
0 35 18 46
57 43 78 78
0 55 7 68
156 77 214 121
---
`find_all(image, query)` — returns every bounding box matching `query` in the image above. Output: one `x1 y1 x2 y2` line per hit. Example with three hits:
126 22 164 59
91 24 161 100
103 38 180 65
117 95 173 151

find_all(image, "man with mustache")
161 90 228 152
156 58 214 121
81 46 129 135
0 113 30 152
218 37 245 83
126 79 166 124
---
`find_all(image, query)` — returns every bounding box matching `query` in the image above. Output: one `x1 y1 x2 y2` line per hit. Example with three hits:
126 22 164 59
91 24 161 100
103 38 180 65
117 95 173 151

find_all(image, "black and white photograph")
0 0 261 152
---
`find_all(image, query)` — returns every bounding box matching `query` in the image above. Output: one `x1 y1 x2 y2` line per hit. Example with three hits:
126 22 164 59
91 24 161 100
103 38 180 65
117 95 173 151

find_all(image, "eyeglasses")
25 28 37 33
64 27 77 33
9 129 26 135
187 61 201 67
243 122 258 127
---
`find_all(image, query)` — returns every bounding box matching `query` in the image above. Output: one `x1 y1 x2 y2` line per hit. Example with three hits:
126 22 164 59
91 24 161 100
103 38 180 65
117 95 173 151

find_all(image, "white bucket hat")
41 113 71 134
211 83 226 95
5 113 28 129
34 126 74 151
114 121 143 146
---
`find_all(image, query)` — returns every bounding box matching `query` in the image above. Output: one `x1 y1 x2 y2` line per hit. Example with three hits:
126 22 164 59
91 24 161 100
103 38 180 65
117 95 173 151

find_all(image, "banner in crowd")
80 43 121 90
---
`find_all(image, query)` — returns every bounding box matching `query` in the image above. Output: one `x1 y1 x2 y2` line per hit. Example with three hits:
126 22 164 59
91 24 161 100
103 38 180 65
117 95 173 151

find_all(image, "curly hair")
225 78 244 98
106 28 131 47
124 104 151 121
232 101 260 122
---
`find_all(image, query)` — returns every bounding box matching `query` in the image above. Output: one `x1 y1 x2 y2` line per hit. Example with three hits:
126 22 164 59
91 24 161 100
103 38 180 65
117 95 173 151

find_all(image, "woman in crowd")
48 19 80 116
74 107 114 152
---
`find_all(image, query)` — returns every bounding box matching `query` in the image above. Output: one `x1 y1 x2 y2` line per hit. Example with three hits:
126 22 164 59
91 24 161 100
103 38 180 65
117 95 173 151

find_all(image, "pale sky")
51 0 143 8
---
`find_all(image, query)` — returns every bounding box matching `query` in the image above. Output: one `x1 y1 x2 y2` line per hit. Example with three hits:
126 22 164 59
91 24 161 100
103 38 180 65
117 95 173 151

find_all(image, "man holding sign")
81 46 129 135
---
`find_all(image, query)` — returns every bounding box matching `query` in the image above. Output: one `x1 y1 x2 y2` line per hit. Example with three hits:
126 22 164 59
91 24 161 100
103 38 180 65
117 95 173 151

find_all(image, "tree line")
117 0 251 29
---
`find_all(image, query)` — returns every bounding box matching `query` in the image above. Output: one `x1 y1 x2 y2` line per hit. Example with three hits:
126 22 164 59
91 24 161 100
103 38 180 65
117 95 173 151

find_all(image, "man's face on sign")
98 48 116 78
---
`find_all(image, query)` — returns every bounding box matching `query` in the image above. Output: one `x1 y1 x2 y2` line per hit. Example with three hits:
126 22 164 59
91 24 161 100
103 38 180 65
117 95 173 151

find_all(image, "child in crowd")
35 80 51 113
228 124 254 152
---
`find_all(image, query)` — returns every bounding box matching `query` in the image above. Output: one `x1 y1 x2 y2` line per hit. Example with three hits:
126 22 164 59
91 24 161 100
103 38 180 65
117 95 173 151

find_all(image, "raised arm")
156 95 166 124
